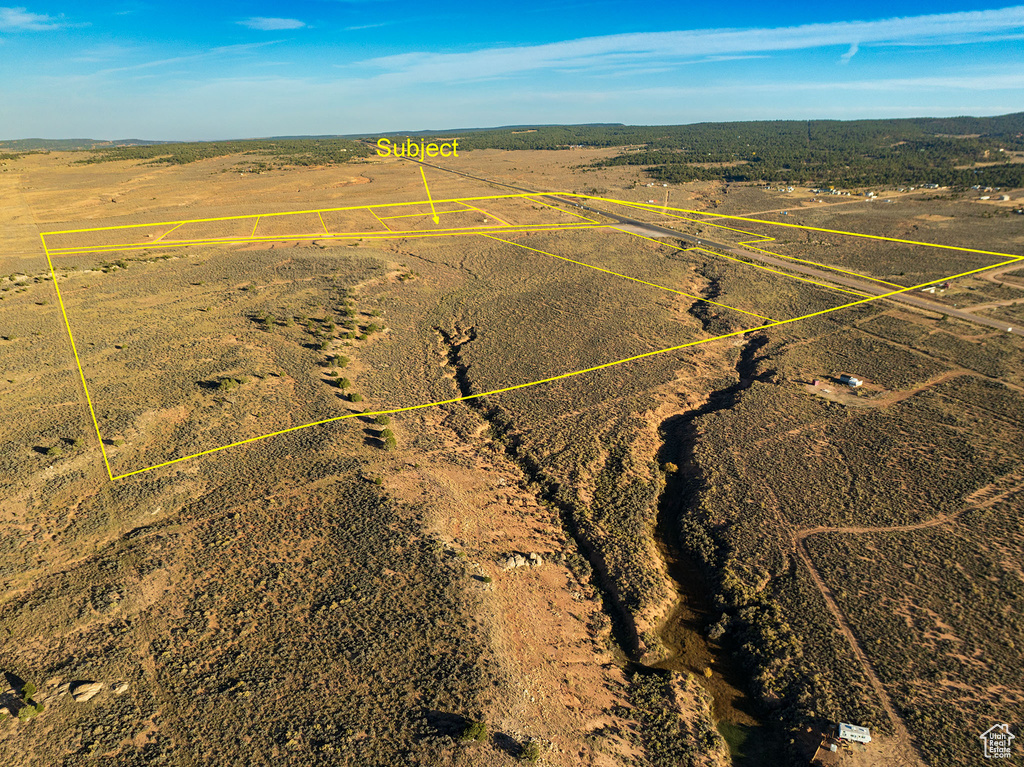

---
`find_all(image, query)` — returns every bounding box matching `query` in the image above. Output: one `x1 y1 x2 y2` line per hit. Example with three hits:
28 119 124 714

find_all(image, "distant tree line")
68 112 1024 186
588 116 1024 188
77 138 372 167
382 113 1024 188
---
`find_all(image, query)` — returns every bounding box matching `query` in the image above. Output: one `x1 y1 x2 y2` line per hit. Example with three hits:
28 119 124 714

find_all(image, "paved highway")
561 201 1024 337
393 150 1024 337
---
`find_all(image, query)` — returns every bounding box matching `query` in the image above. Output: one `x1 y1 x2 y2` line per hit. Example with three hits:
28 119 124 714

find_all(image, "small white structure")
838 374 863 388
838 723 872 744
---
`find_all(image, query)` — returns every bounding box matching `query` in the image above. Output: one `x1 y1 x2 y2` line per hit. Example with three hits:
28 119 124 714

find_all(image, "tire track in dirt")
790 474 1023 766
965 296 1024 312
978 262 1024 286
791 535 926 767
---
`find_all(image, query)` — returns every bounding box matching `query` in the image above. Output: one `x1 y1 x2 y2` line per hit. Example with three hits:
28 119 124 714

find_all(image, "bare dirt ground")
384 426 638 766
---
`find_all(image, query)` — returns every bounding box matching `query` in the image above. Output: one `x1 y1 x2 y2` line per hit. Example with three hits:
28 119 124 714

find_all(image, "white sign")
979 723 1014 759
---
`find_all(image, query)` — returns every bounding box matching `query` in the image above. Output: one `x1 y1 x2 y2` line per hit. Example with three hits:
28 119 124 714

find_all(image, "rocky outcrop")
501 552 544 570
70 682 103 703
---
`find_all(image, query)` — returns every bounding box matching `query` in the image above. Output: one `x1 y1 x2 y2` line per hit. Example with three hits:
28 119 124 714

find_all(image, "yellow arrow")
420 166 440 224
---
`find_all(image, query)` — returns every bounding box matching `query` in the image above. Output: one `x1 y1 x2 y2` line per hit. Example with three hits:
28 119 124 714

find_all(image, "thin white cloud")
238 17 305 31
72 43 136 62
839 42 859 65
0 6 62 30
357 7 1024 83
345 22 392 31
95 40 284 75
610 72 1024 100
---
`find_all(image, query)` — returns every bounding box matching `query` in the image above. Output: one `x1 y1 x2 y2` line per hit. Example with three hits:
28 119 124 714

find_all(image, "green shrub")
520 740 541 762
338 377 352 389
374 415 391 425
44 446 62 457
459 721 487 743
349 393 363 403
20 682 36 699
17 703 43 721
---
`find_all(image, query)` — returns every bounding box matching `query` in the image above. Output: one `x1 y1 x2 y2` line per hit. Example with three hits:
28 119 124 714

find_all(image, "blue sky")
1 1 1022 139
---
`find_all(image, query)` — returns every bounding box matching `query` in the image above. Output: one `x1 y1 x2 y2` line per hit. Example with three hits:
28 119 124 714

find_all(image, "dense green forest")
590 118 1024 187
75 138 372 167
383 113 1024 187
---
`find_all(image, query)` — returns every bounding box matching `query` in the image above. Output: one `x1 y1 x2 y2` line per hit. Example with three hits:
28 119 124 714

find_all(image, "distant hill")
360 113 1024 152
581 113 1024 188
74 138 372 167
8 113 1024 186
348 123 626 139
0 138 169 151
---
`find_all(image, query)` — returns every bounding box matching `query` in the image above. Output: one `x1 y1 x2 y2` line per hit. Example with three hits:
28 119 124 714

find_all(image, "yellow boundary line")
317 211 329 235
42 193 545 235
40 193 1024 481
526 195 601 224
156 221 186 242
580 194 1023 259
612 226 870 297
103 255 1023 481
459 201 514 227
689 245 871 297
378 208 468 220
44 222 606 256
419 166 439 223
610 200 904 289
250 216 260 238
367 207 392 232
40 235 115 481
483 234 773 321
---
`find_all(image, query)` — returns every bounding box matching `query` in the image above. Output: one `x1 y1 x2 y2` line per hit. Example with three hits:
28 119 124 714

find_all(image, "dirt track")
791 474 1023 767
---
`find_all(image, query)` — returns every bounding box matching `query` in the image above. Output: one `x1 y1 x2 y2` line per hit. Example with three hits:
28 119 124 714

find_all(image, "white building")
838 723 872 744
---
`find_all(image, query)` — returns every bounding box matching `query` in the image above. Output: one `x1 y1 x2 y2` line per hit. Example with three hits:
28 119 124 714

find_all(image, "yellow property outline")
40 193 1024 481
